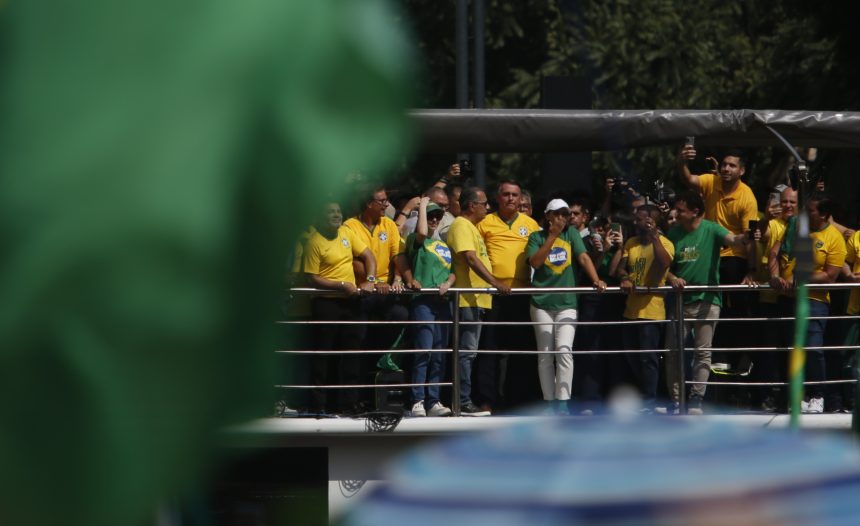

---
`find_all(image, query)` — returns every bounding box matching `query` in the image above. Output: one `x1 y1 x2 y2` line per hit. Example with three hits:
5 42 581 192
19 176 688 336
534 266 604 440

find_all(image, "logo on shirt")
518 226 529 237
678 246 700 263
815 240 824 250
548 247 569 266
433 243 452 265
379 232 388 242
341 238 350 247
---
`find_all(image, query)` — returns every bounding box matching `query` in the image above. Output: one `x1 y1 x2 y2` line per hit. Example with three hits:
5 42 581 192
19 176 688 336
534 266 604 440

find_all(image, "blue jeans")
458 307 484 404
410 297 452 405
806 299 829 398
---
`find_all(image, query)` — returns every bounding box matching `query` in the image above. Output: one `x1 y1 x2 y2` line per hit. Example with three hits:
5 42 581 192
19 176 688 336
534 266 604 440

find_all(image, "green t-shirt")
406 233 453 289
667 220 729 306
526 228 587 310
597 248 621 286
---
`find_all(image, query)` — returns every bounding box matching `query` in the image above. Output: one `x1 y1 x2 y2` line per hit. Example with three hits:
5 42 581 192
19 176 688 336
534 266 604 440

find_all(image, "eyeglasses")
372 197 389 205
554 210 571 217
472 200 489 207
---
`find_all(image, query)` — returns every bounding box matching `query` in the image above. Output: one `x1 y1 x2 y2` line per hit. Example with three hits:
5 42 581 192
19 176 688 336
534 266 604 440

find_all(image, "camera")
612 176 629 195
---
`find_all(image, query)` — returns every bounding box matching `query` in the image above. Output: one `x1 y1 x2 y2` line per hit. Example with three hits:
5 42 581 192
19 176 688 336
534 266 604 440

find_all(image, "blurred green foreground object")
0 1 413 525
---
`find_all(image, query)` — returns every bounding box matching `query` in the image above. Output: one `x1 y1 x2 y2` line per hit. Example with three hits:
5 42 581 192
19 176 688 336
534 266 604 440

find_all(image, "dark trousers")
575 295 625 407
806 299 829 399
621 320 663 406
749 301 786 406
476 295 538 409
309 296 363 413
356 294 409 405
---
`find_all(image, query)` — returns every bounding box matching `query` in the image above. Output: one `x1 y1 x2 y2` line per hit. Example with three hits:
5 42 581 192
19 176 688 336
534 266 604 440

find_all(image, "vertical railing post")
674 289 687 414
452 290 461 416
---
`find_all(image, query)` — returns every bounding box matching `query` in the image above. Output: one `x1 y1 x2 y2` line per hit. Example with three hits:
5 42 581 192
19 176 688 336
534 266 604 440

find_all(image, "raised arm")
676 145 701 191
528 215 565 270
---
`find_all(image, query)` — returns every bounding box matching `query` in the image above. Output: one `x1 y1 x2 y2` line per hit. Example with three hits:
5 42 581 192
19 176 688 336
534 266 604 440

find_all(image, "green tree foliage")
402 0 847 203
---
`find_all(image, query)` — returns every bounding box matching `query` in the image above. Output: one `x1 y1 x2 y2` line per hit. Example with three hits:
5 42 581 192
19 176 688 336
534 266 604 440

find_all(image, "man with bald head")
742 185 796 411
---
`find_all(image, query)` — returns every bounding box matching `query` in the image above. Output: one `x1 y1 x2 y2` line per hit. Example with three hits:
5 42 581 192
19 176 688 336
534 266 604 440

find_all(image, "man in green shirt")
665 191 749 414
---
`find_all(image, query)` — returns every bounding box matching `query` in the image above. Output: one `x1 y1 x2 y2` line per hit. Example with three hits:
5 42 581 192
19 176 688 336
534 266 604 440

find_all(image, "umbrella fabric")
347 417 860 526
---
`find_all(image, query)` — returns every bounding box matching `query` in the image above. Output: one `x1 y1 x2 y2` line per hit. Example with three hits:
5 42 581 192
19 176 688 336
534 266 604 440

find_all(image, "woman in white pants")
526 199 606 414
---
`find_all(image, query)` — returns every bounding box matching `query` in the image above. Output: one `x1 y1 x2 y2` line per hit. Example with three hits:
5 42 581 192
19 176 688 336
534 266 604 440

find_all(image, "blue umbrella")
345 416 860 525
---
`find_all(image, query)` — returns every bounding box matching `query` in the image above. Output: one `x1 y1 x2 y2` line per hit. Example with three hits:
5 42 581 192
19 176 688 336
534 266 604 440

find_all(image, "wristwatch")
366 275 378 283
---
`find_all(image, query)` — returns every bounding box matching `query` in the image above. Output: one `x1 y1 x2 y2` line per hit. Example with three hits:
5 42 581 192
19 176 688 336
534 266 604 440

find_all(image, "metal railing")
277 283 860 415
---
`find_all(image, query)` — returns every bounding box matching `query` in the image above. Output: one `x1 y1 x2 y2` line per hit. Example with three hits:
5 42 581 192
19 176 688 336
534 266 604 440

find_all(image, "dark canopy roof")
410 109 860 153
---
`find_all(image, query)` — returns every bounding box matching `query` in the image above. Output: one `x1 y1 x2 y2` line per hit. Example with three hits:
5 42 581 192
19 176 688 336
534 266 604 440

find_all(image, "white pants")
530 304 576 400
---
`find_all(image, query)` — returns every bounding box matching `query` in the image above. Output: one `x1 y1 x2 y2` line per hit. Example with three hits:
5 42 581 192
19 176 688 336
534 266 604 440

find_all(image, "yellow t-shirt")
779 223 846 304
809 224 847 304
477 212 541 287
302 226 368 285
698 173 758 258
846 230 860 315
343 216 401 282
448 216 493 309
758 217 787 304
621 235 675 321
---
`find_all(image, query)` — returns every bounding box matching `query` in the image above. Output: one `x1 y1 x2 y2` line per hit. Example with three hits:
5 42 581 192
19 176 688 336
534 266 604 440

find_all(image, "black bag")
374 369 406 414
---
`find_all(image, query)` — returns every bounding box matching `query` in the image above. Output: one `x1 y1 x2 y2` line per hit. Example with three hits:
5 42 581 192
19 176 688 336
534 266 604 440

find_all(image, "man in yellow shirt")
343 183 409 408
448 187 511 416
304 202 377 414
840 230 860 413
769 193 847 413
742 186 795 411
476 180 541 411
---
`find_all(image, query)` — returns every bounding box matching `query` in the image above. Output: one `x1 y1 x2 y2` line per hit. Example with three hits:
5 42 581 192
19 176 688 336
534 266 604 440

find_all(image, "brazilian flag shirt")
526 228 587 310
405 233 453 290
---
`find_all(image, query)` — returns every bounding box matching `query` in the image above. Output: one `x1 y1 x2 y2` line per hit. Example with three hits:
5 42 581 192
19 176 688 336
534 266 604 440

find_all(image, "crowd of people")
284 145 860 417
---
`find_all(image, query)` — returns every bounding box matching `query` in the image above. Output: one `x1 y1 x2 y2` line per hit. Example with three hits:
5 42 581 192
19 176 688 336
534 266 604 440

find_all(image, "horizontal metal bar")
686 345 860 352
686 379 857 386
277 348 670 355
276 319 672 326
288 282 860 295
275 382 452 389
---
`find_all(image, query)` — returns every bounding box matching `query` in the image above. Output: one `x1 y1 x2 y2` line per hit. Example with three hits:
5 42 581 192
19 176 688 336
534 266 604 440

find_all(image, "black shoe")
687 396 704 415
460 401 491 416
761 396 778 413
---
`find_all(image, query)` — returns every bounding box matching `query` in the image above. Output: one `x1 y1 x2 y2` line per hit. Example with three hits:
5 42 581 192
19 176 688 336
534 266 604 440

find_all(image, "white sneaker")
427 402 452 417
801 397 824 414
410 401 427 417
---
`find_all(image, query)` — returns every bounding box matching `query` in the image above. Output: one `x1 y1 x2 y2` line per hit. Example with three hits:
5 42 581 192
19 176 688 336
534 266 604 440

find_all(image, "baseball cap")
544 198 570 213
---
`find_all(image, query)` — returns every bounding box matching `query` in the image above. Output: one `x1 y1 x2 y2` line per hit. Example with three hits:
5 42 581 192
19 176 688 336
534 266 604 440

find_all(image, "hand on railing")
741 274 759 287
593 279 608 293
492 279 512 295
669 276 687 290
619 277 634 294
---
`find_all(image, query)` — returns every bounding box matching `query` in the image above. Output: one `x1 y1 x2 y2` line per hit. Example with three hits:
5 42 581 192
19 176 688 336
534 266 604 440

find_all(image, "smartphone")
684 136 695 148
610 222 621 233
768 192 780 207
748 219 759 240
